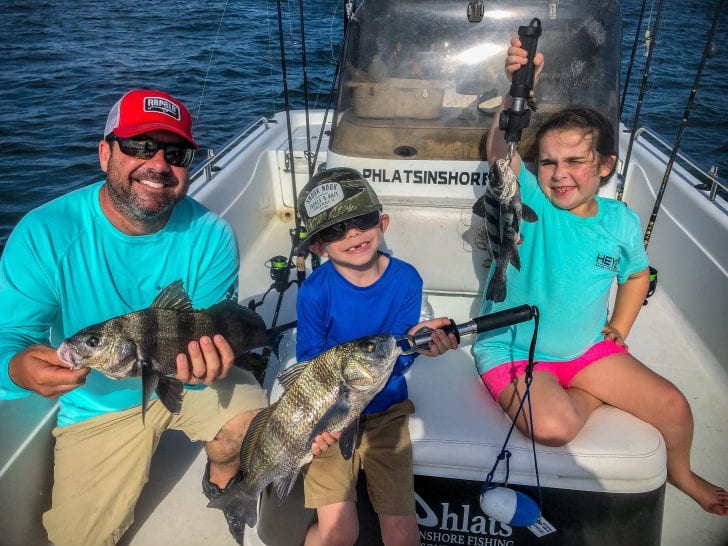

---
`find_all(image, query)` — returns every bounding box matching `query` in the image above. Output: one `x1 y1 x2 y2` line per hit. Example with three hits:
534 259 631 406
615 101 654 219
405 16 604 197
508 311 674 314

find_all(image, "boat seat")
266 329 667 495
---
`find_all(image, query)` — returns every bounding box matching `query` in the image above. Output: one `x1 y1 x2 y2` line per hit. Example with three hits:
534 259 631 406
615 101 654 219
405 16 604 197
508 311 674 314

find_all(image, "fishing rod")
309 4 354 176
619 0 649 118
297 0 314 177
276 0 300 225
617 0 666 201
643 0 724 249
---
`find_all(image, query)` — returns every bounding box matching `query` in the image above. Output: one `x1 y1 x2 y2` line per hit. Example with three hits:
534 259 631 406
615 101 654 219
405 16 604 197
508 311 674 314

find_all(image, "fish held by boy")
57 280 283 421
207 334 401 528
473 158 538 302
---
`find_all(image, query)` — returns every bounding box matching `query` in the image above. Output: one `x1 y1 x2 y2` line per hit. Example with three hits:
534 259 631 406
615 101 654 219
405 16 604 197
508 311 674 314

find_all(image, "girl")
473 37 728 516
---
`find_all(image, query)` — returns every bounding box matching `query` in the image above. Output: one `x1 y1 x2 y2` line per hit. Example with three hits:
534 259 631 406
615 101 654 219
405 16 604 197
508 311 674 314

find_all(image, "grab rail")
190 117 274 183
632 127 726 202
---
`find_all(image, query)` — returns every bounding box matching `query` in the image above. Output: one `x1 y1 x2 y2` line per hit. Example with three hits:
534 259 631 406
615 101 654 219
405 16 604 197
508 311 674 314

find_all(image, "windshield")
329 0 622 162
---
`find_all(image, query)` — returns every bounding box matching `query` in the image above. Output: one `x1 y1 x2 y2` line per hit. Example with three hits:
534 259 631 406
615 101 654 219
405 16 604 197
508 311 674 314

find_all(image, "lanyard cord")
482 307 542 511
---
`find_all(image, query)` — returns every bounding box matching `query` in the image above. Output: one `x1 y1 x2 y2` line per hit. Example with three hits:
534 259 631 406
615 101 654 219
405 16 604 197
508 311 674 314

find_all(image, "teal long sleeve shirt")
0 181 239 426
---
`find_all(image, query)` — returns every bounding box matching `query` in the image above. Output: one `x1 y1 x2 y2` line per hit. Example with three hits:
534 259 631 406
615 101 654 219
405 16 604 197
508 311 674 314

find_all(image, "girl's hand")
505 36 544 81
602 324 628 349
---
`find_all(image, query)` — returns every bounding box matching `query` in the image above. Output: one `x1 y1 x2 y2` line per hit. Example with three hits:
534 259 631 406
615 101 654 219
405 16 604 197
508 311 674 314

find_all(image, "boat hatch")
329 0 622 163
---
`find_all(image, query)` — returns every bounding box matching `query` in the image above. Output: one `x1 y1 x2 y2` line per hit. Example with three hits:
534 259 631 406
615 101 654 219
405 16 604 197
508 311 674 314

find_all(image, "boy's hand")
408 317 459 357
311 431 341 456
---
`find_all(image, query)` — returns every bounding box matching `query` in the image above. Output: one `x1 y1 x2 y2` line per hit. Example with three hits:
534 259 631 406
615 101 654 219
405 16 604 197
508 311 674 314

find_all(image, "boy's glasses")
317 211 381 244
108 135 195 167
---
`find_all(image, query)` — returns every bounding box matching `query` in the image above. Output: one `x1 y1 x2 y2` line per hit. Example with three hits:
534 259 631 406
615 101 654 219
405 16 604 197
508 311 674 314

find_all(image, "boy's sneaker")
202 460 246 544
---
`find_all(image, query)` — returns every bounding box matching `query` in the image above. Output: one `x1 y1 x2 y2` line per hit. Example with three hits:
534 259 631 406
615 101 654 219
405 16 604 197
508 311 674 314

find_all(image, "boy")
295 167 459 545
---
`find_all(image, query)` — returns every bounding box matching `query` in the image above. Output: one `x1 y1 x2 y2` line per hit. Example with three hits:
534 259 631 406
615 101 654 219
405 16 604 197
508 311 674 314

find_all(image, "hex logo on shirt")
595 253 619 272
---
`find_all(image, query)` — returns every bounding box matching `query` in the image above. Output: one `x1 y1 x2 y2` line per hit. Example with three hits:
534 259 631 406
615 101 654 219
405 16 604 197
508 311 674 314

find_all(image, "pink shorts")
480 339 628 401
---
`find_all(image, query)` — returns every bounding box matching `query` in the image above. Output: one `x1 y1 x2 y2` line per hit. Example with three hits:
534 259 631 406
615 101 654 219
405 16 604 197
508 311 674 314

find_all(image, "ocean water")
1 0 725 250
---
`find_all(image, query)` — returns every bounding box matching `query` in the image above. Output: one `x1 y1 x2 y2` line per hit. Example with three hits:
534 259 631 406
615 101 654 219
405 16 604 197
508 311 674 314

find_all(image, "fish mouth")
57 343 81 369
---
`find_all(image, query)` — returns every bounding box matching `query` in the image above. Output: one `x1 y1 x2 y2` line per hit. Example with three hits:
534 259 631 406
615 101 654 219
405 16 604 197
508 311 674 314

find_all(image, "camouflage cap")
295 167 382 252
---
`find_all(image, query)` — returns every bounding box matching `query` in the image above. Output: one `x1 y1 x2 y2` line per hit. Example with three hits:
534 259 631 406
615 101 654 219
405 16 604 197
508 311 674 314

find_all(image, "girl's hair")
534 106 618 184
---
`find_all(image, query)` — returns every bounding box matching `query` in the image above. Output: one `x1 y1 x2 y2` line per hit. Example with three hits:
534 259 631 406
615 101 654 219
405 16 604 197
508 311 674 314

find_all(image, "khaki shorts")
302 399 415 516
43 367 267 546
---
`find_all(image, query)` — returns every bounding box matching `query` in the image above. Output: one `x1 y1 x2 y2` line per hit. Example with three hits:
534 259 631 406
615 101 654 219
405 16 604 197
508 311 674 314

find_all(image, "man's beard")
104 164 189 226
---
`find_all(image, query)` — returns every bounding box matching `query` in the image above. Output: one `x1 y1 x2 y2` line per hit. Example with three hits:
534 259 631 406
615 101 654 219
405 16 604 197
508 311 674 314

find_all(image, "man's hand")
175 334 235 386
9 345 90 398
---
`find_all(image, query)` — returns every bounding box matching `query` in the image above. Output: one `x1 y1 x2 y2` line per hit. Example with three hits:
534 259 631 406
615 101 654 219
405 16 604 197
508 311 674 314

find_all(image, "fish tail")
486 265 507 303
266 320 296 358
207 485 259 529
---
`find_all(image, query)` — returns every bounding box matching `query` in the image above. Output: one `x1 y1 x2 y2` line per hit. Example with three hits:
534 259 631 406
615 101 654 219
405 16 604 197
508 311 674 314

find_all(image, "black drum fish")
57 280 284 421
473 159 538 302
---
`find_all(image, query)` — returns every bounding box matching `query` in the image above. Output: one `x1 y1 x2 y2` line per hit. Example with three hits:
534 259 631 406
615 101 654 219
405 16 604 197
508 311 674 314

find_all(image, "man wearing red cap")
0 89 332 544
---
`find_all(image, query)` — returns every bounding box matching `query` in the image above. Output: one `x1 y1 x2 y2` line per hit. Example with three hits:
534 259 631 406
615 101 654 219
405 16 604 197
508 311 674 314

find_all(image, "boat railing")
632 126 727 203
190 116 274 183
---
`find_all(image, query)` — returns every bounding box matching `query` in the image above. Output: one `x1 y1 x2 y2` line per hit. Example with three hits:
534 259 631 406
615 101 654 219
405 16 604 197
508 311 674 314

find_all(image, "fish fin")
141 361 158 425
150 280 193 312
240 404 277 469
472 196 486 217
266 320 297 358
522 203 538 223
207 487 259 528
276 360 309 391
338 420 360 461
485 268 507 303
309 395 353 449
155 375 184 415
511 251 522 271
271 470 300 505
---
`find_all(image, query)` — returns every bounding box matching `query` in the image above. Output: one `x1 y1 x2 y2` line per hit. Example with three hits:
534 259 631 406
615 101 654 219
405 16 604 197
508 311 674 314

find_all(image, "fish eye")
366 342 375 353
86 336 99 348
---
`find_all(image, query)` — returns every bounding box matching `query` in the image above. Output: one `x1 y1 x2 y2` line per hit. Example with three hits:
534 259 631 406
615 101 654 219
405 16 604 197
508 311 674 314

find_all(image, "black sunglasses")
107 134 195 168
317 211 381 244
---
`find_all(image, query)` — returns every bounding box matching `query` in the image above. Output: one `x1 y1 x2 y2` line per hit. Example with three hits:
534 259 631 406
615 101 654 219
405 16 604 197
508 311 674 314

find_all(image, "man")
0 89 332 545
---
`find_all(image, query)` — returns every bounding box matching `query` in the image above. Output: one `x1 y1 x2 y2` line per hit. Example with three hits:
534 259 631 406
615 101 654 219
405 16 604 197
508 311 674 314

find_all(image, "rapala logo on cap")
304 182 345 217
144 97 181 120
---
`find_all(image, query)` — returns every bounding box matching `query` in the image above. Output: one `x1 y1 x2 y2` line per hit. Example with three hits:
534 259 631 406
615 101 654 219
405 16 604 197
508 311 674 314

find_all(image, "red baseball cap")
103 89 197 148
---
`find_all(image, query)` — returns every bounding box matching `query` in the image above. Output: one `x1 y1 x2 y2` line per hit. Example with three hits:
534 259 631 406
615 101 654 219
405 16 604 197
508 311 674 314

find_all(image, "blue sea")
1 0 725 250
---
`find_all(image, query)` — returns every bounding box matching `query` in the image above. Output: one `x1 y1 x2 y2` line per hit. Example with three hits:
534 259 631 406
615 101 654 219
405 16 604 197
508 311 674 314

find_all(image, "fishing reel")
267 255 293 294
247 255 295 311
292 226 320 274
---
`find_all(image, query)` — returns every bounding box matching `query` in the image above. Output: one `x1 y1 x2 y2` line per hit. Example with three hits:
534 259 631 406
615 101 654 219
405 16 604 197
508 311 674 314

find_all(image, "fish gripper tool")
500 18 542 163
398 304 537 354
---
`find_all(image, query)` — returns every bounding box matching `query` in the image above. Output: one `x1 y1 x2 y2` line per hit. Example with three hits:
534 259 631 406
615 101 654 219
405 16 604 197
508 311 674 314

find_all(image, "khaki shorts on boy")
302 399 416 516
43 367 267 546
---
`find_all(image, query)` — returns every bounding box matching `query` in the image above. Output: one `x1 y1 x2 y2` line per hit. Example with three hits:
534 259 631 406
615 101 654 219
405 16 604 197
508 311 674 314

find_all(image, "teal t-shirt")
472 167 649 374
0 181 239 426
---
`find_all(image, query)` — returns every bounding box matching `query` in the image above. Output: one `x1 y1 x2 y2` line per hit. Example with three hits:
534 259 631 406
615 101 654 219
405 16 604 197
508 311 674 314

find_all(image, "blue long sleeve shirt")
296 254 422 413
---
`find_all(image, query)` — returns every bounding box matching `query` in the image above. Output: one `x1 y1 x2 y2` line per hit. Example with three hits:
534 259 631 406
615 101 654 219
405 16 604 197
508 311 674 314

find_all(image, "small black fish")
473 159 538 302
57 280 284 421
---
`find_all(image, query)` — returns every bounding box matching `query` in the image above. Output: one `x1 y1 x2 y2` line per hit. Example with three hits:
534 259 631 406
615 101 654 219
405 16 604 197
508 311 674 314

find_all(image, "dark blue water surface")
1 0 725 249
